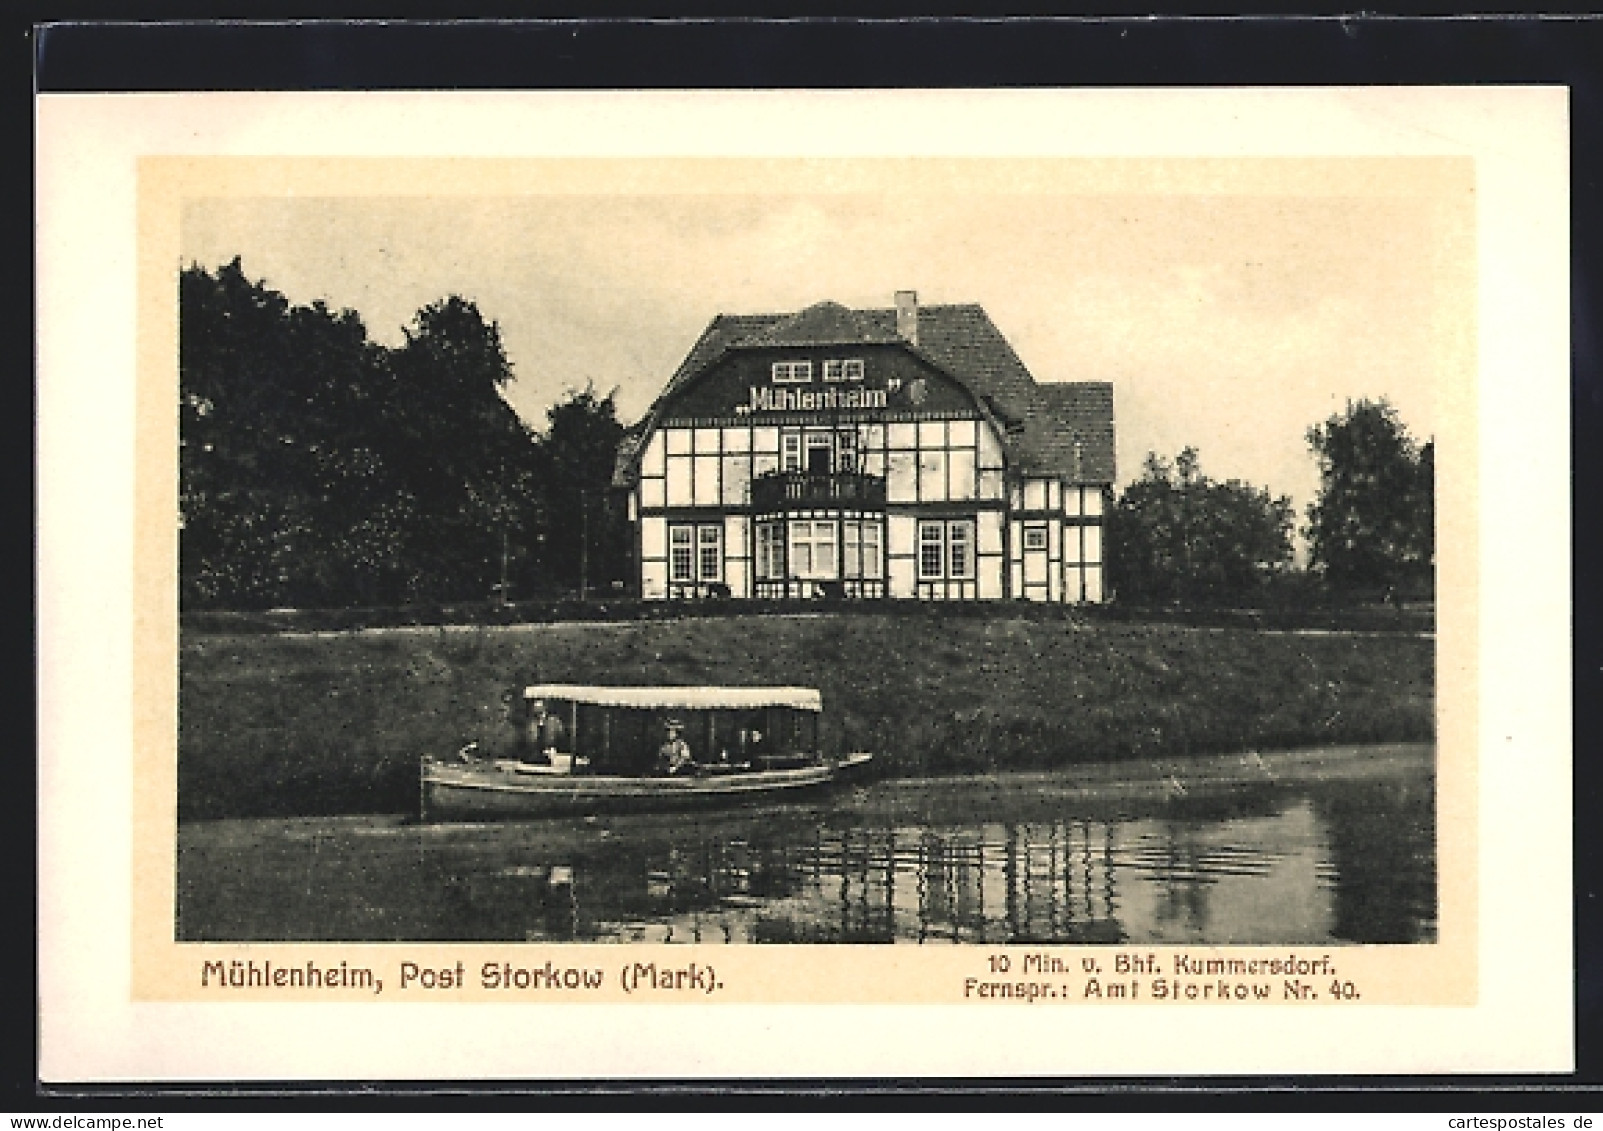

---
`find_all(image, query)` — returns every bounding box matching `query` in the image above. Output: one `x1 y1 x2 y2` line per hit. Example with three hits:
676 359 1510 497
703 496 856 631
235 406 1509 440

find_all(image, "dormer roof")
617 300 1114 487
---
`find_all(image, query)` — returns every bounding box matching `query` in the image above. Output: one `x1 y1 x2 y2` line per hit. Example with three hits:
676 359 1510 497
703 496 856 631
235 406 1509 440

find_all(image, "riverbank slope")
179 613 1433 821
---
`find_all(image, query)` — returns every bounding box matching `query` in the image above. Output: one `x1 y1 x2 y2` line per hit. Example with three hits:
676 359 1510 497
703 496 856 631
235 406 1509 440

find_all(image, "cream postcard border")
37 89 1570 1079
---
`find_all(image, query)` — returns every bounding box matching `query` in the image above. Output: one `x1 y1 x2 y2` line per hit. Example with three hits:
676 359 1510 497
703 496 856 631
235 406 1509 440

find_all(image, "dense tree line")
1107 447 1295 605
1108 401 1434 607
180 259 625 610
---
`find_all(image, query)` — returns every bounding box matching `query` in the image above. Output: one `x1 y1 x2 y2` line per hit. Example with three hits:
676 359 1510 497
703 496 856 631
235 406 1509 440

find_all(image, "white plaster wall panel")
666 428 692 456
978 511 1004 554
725 558 749 599
665 456 693 505
640 516 667 560
950 449 976 500
721 455 750 506
693 455 719 506
978 559 1003 600
641 561 667 600
641 432 666 477
918 450 948 502
640 477 666 510
978 421 1004 469
888 556 915 598
725 515 749 557
887 514 916 557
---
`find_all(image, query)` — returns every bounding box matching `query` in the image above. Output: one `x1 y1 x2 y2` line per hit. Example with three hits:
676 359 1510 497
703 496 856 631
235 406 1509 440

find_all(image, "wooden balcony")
750 469 887 512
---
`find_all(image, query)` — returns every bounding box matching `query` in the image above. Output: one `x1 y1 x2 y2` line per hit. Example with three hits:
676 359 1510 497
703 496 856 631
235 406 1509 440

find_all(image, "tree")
1305 399 1434 599
180 258 397 606
1108 447 1295 605
538 384 628 596
179 260 546 609
383 297 544 602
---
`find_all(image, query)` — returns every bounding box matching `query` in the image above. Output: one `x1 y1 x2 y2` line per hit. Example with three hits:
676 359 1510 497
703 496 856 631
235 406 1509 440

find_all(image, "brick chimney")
894 290 919 346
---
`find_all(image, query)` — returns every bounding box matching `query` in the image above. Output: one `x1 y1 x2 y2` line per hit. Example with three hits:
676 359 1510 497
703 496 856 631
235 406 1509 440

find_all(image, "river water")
177 744 1435 945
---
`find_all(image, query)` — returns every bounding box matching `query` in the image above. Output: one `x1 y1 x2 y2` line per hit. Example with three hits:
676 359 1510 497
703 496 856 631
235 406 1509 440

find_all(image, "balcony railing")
750 469 887 512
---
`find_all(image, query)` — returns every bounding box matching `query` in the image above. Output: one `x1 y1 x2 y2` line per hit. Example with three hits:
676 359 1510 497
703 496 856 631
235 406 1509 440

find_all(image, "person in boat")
460 692 565 764
656 718 695 776
525 698 566 763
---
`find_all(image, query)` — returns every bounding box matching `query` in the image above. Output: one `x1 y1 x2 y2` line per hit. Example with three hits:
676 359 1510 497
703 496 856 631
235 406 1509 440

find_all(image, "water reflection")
180 754 1436 945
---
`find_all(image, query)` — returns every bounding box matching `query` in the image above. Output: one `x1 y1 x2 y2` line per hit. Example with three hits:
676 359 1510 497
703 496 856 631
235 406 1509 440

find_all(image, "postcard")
37 87 1571 1079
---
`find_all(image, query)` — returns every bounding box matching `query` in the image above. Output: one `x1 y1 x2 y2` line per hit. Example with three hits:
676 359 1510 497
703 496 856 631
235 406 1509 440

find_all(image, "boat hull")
420 753 873 821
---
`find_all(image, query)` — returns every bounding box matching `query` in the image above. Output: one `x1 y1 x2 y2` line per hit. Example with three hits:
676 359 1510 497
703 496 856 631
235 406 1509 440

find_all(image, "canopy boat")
420 684 873 821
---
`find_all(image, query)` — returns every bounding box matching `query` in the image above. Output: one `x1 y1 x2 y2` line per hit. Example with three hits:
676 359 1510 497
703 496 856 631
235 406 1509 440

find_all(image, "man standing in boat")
657 717 695 776
525 697 566 763
461 692 564 764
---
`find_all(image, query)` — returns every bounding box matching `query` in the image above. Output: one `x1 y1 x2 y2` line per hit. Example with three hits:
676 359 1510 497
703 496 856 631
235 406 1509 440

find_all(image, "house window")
1023 524 1048 551
836 428 858 472
772 361 812 384
919 522 945 580
782 431 803 472
671 523 722 584
843 520 884 580
698 525 722 582
789 520 838 579
805 431 834 474
823 358 865 382
669 525 694 583
948 521 973 579
919 520 976 580
756 522 780 580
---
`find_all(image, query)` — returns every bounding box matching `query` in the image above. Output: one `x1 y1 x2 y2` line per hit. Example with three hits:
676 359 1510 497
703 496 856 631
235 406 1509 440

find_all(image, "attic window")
823 359 864 383
772 361 812 384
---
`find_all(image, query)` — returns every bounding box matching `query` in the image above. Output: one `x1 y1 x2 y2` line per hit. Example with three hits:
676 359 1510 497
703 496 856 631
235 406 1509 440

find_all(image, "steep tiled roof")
742 301 899 349
1026 382 1117 483
611 420 648 490
619 300 1114 487
658 312 785 403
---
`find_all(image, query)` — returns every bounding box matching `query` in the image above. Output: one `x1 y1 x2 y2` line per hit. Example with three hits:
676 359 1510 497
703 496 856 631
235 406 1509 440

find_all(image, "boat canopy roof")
523 684 823 712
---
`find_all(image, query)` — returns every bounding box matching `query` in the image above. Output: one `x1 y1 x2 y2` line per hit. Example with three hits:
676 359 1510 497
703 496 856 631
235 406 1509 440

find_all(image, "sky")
182 185 1459 532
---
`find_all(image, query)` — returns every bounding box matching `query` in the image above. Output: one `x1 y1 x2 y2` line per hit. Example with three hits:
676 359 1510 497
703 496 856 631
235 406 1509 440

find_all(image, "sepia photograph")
173 182 1449 949
36 85 1570 1080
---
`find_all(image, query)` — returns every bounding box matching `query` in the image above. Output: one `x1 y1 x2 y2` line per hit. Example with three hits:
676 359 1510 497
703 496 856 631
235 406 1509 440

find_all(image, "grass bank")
179 613 1434 821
